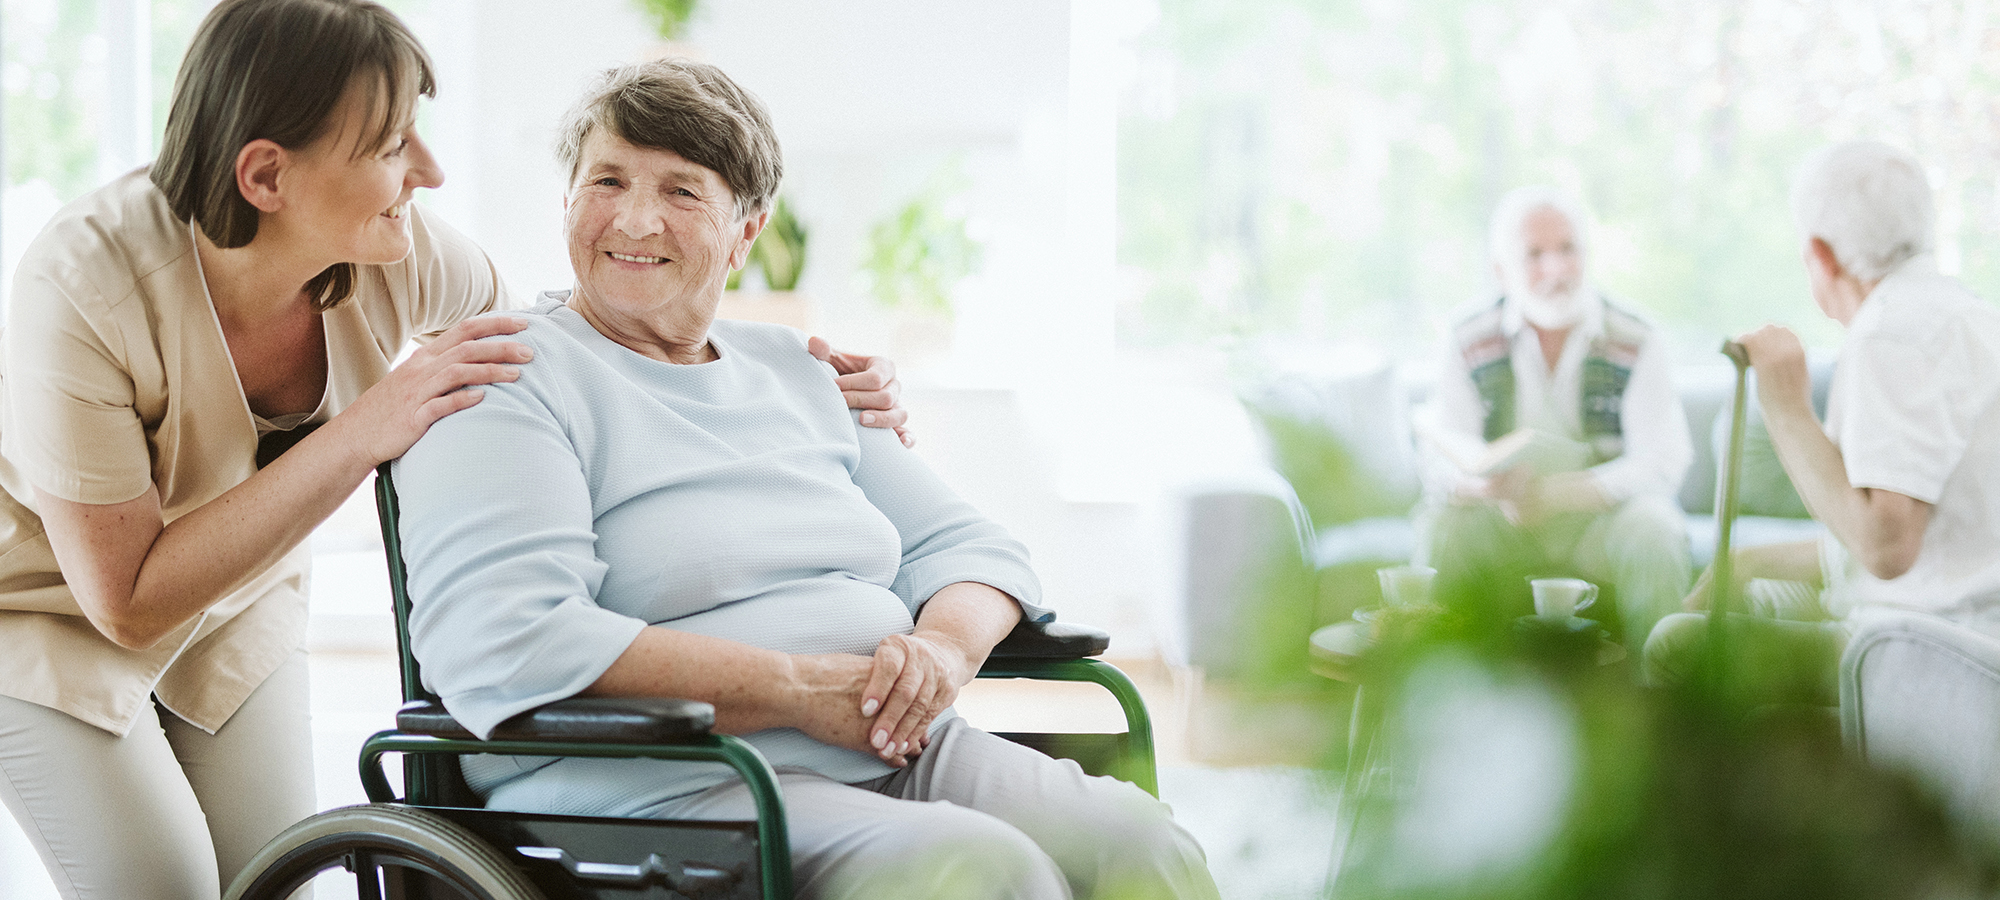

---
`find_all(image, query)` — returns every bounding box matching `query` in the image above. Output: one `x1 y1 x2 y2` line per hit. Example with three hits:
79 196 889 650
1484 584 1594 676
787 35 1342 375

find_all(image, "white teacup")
1530 577 1598 619
1377 565 1437 608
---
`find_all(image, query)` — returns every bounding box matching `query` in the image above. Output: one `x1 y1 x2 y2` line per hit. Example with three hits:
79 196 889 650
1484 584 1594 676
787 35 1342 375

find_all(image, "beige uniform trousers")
0 650 313 899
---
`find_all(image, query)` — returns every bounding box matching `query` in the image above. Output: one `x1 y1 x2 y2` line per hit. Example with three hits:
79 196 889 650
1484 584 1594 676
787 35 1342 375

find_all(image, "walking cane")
1703 339 1753 686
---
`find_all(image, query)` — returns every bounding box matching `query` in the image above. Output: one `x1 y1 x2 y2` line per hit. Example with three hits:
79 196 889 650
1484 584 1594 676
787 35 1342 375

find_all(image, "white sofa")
1176 359 1829 678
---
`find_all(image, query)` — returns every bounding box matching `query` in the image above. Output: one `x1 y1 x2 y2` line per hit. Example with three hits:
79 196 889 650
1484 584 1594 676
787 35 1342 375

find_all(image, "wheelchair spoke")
352 849 381 899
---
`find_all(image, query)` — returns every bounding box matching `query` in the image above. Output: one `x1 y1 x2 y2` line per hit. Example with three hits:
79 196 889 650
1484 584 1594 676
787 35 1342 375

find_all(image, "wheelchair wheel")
226 804 546 900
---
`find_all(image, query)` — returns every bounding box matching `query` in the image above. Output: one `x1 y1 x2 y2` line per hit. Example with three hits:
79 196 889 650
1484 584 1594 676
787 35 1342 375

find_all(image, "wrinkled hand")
336 315 532 466
858 632 977 763
790 653 921 767
808 336 913 447
1736 324 1813 418
1484 464 1540 525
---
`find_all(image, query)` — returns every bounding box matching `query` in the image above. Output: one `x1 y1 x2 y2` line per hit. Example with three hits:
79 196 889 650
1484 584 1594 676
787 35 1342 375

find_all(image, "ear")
235 140 288 214
1806 236 1844 281
728 210 772 271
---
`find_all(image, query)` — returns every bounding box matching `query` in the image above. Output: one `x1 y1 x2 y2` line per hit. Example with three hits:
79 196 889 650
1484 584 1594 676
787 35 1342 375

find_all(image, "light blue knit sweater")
394 295 1047 813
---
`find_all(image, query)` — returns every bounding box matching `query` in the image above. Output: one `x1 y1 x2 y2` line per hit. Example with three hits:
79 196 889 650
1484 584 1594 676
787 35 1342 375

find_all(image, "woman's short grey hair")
1790 141 1935 282
555 59 782 219
1488 185 1591 268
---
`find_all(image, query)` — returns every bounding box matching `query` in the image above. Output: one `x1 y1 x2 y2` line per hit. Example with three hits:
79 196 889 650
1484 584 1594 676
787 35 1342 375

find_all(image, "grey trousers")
0 650 315 900
656 717 1220 900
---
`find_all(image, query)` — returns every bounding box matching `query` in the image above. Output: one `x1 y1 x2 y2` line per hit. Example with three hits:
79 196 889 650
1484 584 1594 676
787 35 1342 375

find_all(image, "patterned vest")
1452 295 1649 464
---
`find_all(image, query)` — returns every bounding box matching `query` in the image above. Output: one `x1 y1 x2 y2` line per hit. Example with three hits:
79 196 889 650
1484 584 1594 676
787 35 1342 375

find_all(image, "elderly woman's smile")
562 129 765 364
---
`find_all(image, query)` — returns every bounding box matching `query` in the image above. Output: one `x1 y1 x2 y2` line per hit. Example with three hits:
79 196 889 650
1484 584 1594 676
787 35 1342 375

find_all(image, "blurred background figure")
1645 140 2000 702
1415 186 1693 650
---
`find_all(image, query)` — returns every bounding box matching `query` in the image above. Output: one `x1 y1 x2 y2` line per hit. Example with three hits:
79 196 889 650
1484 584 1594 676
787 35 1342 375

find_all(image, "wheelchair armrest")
396 697 716 743
986 619 1110 660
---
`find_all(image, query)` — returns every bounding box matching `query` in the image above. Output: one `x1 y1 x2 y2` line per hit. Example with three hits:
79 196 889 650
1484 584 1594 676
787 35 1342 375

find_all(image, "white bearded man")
1416 186 1694 651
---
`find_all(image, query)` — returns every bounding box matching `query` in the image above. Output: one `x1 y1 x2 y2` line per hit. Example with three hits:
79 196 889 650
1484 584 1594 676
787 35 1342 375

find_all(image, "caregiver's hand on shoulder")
337 315 533 465
808 336 913 447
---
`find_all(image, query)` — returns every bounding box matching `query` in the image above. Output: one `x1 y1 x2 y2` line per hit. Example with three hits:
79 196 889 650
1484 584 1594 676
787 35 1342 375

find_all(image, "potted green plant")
863 171 981 317
631 0 698 40
719 196 813 330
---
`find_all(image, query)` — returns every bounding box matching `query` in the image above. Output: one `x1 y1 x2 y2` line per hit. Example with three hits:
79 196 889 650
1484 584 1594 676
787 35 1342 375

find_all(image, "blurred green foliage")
631 0 699 41
1241 397 1416 530
864 160 982 315
753 196 807 291
1320 573 2000 899
726 196 808 292
5 0 425 206
1118 0 2000 355
5 0 101 199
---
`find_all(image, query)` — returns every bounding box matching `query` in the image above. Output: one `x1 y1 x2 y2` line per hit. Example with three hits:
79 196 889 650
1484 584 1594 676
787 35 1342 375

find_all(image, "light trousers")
652 717 1220 900
0 649 315 900
1643 611 1852 705
1418 492 1694 650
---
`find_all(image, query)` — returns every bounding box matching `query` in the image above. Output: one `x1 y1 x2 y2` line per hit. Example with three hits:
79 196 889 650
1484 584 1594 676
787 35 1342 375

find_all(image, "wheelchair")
225 463 1159 900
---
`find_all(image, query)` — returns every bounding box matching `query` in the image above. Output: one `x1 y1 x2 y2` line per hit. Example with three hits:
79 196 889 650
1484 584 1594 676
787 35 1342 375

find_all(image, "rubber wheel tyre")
225 804 546 900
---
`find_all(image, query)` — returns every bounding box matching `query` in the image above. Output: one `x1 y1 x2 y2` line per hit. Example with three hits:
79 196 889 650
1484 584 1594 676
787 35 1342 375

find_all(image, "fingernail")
861 412 877 425
898 741 909 755
861 699 879 716
873 730 888 749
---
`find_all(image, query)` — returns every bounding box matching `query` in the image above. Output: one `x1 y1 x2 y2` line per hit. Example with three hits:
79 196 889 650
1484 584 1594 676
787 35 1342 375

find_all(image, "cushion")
1702 361 1834 519
1239 362 1422 529
1710 395 1811 519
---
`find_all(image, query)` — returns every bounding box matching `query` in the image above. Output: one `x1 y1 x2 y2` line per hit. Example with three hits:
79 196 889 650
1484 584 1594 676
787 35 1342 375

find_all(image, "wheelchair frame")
225 463 1158 899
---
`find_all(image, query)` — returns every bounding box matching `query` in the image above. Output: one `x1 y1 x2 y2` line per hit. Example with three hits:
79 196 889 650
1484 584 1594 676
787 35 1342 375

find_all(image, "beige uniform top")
0 169 511 736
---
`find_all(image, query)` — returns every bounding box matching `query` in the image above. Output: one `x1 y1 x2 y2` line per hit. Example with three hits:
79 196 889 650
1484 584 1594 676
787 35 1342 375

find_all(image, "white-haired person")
1417 186 1694 651
1643 141 2000 700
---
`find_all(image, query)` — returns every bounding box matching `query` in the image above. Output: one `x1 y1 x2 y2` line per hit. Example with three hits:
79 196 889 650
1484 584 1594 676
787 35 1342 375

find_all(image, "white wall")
403 0 1115 372
383 1 1232 651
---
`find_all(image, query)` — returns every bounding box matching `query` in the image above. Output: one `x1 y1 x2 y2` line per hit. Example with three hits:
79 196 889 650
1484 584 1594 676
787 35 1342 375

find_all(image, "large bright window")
1117 0 2000 358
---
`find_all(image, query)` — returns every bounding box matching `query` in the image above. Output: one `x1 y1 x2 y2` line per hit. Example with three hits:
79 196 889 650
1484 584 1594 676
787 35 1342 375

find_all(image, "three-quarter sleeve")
845 416 1050 623
393 347 647 739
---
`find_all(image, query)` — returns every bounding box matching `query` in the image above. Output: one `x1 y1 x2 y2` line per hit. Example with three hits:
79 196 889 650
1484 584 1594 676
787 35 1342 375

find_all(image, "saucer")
1514 614 1602 636
1512 615 1624 665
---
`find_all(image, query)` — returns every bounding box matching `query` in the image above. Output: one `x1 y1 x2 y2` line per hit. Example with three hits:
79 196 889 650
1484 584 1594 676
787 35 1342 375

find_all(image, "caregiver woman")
0 2 905 898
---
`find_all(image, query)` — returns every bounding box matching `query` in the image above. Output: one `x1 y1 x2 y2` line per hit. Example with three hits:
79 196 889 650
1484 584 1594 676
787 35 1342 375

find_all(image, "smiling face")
280 74 443 267
563 128 765 356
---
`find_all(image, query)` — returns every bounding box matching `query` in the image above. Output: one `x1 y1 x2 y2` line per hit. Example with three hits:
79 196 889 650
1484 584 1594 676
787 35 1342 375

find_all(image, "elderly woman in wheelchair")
352 59 1219 900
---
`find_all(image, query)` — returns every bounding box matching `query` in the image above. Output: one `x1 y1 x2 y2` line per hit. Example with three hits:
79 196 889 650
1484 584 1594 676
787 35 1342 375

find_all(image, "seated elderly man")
392 59 1218 900
1416 186 1693 649
1644 141 2000 701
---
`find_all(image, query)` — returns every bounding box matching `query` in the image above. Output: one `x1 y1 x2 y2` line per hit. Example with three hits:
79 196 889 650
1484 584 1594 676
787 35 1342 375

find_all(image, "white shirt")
1421 290 1692 504
1821 256 2000 620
